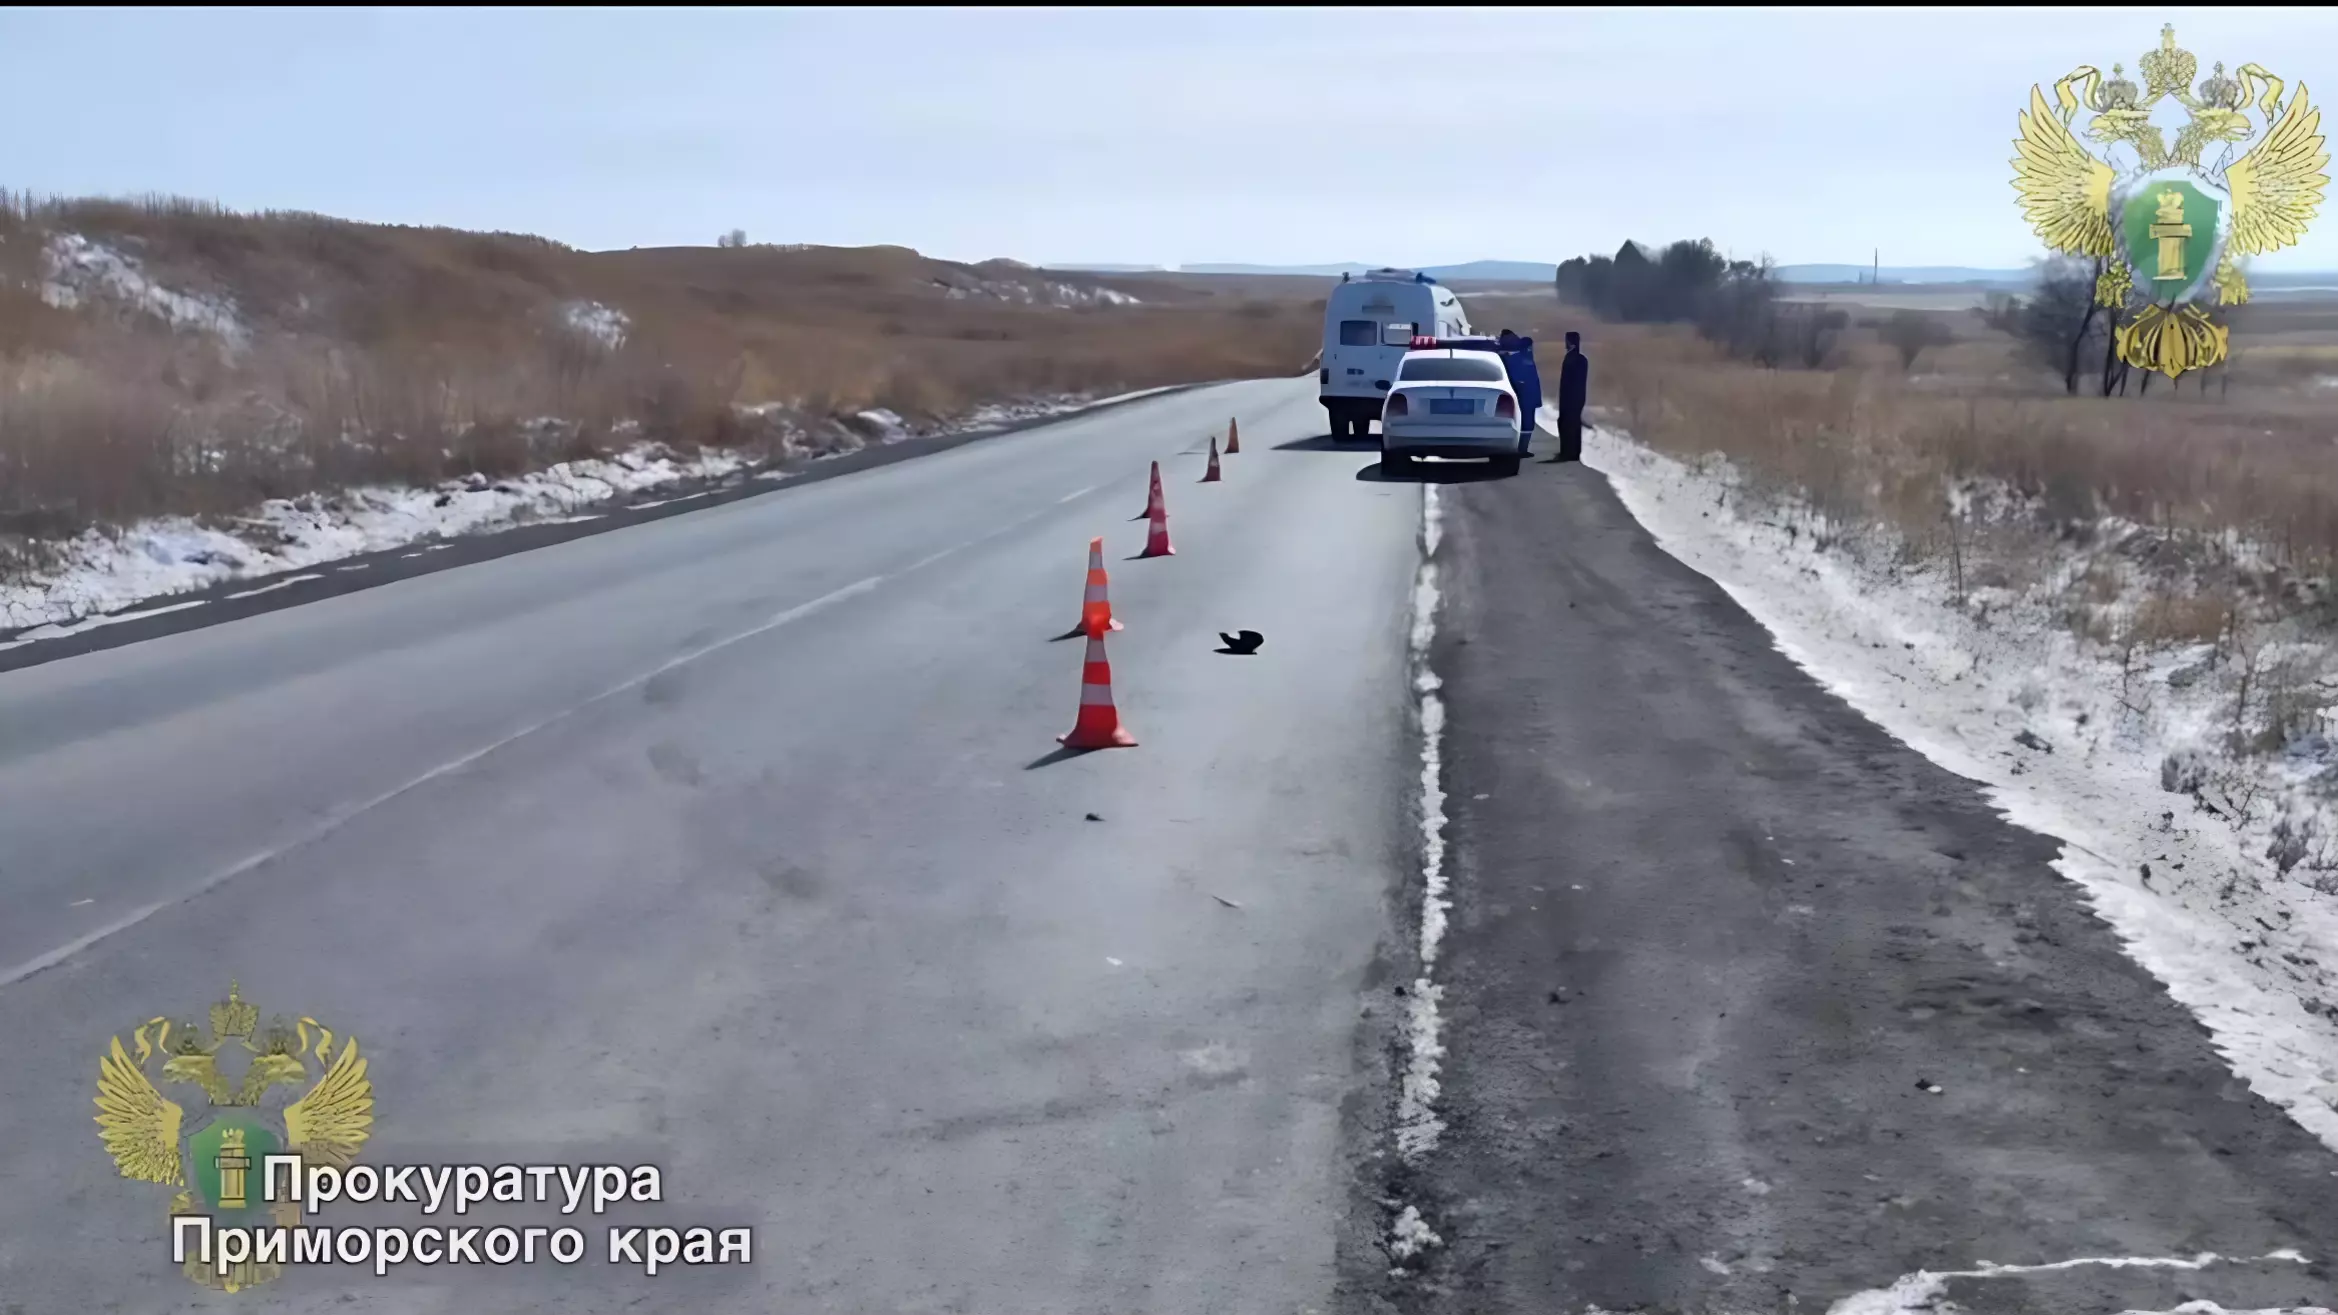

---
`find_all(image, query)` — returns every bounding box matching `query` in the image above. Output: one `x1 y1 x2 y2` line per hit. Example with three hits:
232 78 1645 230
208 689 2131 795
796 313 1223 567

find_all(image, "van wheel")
1492 455 1521 477
1382 451 1414 475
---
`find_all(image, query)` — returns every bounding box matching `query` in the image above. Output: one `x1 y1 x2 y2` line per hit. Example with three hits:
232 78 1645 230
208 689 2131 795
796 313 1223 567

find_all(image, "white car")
1379 345 1523 474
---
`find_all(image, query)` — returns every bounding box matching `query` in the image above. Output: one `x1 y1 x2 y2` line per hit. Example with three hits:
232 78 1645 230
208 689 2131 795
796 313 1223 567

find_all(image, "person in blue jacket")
1495 329 1543 456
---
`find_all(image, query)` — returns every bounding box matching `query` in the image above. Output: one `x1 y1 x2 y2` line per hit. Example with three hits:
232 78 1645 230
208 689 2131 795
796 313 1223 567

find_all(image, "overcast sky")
3 7 2334 269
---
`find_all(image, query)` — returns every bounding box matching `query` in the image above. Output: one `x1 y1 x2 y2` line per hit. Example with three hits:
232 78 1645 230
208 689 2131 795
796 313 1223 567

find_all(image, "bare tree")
1881 309 1952 371
2008 255 2109 394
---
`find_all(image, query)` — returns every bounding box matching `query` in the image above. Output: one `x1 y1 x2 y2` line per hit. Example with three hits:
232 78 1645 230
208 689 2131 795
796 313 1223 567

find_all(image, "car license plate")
1429 398 1476 415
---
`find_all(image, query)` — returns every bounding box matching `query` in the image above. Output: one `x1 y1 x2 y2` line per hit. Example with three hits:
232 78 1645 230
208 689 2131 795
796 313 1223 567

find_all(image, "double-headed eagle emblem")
2012 24 2328 378
94 982 374 1292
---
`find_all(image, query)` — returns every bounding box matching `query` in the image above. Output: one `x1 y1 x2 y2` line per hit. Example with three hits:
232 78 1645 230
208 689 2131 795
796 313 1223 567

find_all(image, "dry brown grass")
1486 292 2338 758
0 192 1318 557
1495 299 2338 583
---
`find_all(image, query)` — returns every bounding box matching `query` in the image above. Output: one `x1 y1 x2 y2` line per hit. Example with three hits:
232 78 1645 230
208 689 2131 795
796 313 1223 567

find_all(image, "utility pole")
1872 247 1880 285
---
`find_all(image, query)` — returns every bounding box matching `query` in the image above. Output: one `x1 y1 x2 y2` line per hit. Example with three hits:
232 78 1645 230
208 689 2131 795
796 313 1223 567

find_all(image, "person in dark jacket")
1494 329 1542 456
1553 331 1589 462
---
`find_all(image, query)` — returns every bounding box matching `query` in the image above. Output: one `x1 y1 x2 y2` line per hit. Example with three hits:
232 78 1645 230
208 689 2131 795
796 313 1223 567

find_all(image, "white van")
1319 269 1473 440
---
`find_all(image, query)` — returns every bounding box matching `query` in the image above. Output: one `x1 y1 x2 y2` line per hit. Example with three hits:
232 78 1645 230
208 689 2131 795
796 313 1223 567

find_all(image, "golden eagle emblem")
2012 24 2327 377
94 982 374 1292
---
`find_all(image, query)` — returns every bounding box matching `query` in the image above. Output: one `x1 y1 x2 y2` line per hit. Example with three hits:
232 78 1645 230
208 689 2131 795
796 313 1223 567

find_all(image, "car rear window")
1338 319 1379 347
1399 356 1504 382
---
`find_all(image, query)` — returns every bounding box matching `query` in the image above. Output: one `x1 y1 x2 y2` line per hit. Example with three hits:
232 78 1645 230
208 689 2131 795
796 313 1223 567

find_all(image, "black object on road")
1216 630 1264 655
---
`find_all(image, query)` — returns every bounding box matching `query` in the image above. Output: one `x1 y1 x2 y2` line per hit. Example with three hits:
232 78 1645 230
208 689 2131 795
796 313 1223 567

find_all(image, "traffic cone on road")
1074 536 1123 637
1138 488 1175 558
1225 417 1240 454
1059 632 1137 749
1134 461 1165 521
1200 436 1223 483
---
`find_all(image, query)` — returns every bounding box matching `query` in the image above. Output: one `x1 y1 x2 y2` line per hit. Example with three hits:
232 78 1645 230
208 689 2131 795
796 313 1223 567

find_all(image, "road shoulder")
1367 460 2338 1313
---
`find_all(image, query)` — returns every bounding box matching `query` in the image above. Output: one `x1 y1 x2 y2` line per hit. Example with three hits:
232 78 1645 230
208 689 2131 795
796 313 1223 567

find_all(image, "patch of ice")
1586 423 2338 1152
39 233 247 349
559 300 629 350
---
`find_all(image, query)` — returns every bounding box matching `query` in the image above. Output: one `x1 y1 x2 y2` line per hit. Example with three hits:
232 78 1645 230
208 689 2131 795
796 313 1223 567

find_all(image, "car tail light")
1496 394 1517 419
1385 393 1409 417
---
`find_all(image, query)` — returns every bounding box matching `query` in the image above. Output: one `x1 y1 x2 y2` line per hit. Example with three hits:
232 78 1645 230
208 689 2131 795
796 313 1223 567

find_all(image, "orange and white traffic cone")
1059 632 1137 749
1075 536 1123 637
1200 436 1222 483
1134 460 1165 521
1225 417 1240 454
1138 489 1175 558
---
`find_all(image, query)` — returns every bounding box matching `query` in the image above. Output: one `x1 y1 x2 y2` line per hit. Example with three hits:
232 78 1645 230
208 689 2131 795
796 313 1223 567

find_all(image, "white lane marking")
334 564 370 573
2 489 1073 988
225 574 326 600
1057 484 1098 504
0 574 887 991
1388 482 1449 1270
0 599 210 651
70 899 93 907
903 504 1054 575
1826 1250 2312 1315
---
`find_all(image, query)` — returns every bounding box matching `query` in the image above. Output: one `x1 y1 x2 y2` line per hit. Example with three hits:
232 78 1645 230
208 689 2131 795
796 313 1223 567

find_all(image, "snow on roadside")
1385 483 1452 1274
0 446 749 641
0 387 1187 643
1580 419 2338 1153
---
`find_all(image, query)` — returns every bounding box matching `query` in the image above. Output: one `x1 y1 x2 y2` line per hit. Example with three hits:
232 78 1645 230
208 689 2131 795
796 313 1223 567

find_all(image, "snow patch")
39 233 246 349
1387 484 1452 1271
1584 423 2338 1153
937 277 1142 308
0 446 748 635
559 300 629 350
854 408 908 437
1825 1250 2313 1315
1387 1205 1441 1264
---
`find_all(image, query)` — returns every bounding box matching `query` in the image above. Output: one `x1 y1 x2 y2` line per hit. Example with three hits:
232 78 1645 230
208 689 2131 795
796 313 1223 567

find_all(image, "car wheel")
1492 455 1521 477
1383 450 1414 475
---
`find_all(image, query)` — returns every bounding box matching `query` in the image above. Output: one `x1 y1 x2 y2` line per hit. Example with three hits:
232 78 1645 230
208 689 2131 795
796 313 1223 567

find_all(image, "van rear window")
1338 319 1379 347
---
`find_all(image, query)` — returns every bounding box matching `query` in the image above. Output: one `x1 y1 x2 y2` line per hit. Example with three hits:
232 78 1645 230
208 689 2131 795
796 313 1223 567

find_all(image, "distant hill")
1050 260 1558 281
1171 262 1374 277
1774 264 2033 286
1772 264 2338 289
1052 259 2338 289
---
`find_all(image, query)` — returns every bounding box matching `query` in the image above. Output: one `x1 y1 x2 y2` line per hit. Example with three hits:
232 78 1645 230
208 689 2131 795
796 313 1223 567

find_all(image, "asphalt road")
12 381 2338 1315
0 379 1424 1312
1358 452 2338 1314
